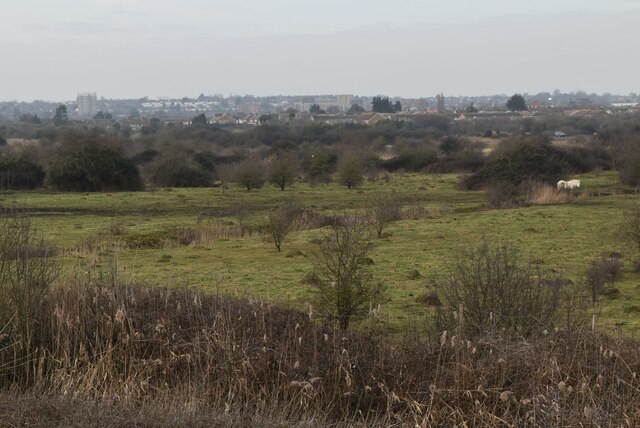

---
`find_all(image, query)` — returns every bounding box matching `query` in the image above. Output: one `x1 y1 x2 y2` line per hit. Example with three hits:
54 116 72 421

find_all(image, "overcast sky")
1 0 639 101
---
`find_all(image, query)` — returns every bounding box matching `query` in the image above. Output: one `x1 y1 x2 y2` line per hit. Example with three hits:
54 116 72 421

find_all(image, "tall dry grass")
2 279 640 426
525 181 575 205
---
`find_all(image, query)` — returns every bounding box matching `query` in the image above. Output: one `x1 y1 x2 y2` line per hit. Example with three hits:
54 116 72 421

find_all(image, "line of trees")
2 111 640 193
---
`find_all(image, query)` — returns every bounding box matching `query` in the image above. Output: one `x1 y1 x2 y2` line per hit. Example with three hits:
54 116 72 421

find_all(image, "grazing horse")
565 179 580 190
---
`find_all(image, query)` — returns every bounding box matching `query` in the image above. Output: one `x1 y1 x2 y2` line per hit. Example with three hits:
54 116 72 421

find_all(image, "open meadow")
3 170 638 333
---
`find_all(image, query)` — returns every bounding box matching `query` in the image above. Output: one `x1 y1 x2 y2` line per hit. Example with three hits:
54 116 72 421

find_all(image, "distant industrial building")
77 93 97 117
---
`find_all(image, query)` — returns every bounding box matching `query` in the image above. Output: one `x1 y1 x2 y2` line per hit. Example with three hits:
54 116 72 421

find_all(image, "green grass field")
2 171 639 333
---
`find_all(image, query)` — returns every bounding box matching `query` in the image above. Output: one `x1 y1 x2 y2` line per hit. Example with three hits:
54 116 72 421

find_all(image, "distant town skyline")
2 1 639 102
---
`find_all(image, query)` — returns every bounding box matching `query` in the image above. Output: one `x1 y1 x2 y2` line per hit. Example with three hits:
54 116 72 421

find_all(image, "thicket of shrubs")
0 147 44 190
3 112 640 193
46 131 143 191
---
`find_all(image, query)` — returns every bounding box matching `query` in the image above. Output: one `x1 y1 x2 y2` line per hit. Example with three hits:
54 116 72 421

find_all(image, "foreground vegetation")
2 279 640 427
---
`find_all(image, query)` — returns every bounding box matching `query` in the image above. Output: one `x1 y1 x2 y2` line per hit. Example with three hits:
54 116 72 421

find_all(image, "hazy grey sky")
2 0 639 101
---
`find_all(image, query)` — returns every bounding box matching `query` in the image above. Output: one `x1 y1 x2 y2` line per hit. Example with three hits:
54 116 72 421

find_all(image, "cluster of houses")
455 109 612 122
118 108 618 135
205 108 615 127
206 111 419 126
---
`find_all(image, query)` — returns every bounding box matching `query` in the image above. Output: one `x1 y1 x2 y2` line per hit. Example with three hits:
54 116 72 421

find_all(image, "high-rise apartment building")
336 94 354 112
77 93 98 117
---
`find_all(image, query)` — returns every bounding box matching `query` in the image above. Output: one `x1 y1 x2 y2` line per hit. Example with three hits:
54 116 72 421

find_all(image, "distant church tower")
77 93 98 117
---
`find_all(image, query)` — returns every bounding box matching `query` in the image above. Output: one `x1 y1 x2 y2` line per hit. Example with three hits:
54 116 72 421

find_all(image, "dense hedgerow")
46 131 143 191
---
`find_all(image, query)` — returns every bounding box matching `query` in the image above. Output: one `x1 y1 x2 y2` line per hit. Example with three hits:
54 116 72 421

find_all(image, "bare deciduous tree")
232 158 265 191
584 256 623 305
368 194 402 238
305 219 386 330
267 201 296 251
268 155 298 191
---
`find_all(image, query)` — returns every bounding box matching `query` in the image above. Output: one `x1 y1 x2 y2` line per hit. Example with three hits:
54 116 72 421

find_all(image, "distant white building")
77 93 97 117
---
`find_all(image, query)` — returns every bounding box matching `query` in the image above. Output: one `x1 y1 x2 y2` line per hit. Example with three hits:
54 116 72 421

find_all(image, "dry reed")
525 181 575 205
2 280 640 426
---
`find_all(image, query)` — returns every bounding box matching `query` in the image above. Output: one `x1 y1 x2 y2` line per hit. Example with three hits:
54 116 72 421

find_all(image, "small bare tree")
232 158 265 191
305 218 386 330
368 194 402 238
216 163 234 193
584 256 623 305
267 202 295 252
268 154 298 191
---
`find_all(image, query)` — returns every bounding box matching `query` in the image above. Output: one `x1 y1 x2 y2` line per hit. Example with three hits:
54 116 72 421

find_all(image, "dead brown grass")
2 280 640 426
525 181 575 205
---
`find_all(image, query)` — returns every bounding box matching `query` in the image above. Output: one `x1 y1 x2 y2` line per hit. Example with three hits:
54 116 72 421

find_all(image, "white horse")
557 180 567 190
565 179 581 190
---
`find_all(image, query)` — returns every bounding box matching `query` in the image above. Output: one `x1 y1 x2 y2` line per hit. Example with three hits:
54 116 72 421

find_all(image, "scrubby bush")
462 136 569 190
266 201 297 251
46 131 143 192
0 147 45 190
433 137 485 172
304 149 338 183
146 151 214 188
561 143 611 173
268 154 297 191
382 139 438 172
336 154 364 188
585 256 623 305
367 193 402 237
232 158 266 191
435 239 585 337
484 181 522 208
306 219 386 330
619 139 640 188
123 230 169 249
